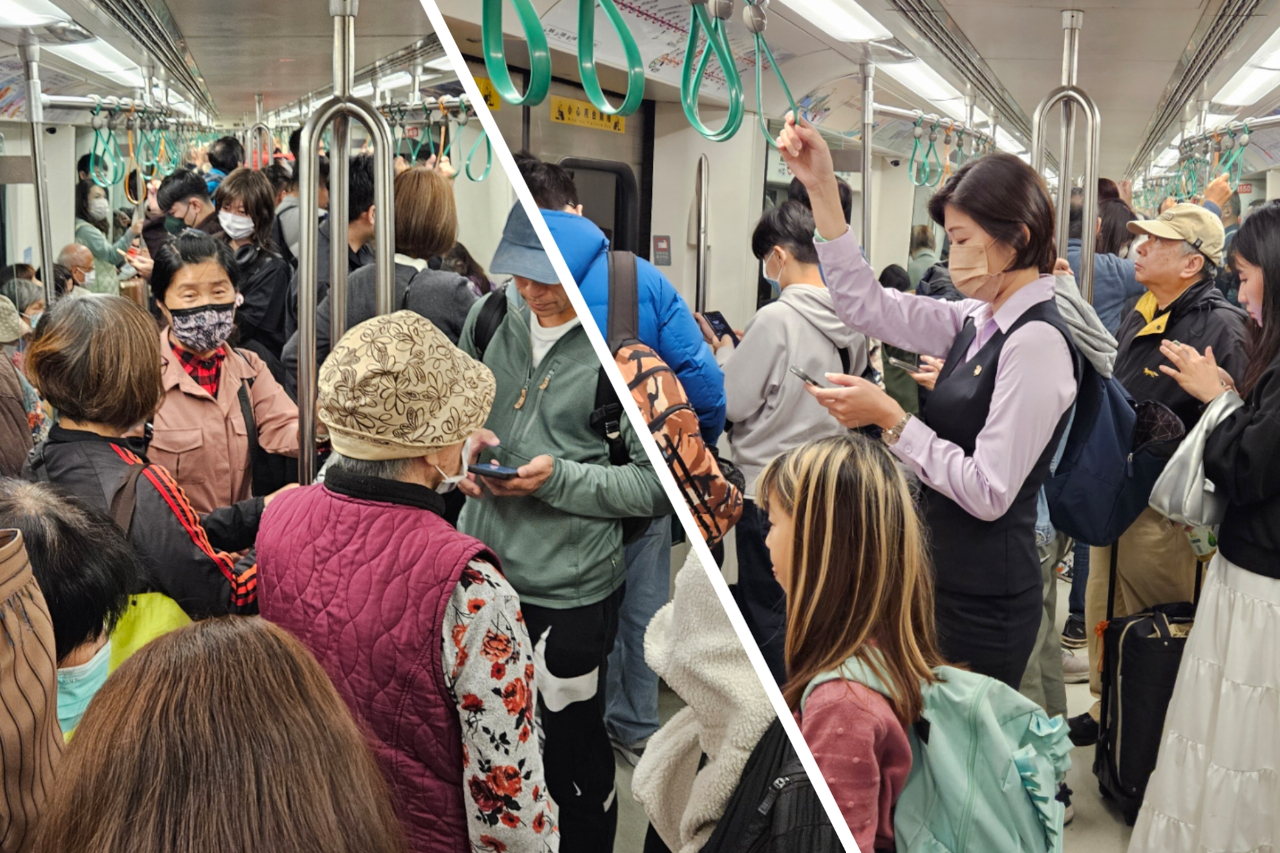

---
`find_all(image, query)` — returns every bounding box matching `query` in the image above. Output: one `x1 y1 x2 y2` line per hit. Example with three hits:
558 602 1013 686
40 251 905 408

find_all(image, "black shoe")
1061 616 1087 650
1068 712 1099 747
1058 783 1075 825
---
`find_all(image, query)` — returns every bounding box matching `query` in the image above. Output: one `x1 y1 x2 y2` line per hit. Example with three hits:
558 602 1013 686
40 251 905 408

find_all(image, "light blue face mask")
762 253 782 297
57 639 111 735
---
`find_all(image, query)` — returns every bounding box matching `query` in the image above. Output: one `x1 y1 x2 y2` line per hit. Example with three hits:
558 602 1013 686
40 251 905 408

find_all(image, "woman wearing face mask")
1129 201 1280 853
694 200 868 684
213 168 293 360
0 276 44 359
149 230 300 516
23 294 281 620
74 179 141 296
777 113 1079 688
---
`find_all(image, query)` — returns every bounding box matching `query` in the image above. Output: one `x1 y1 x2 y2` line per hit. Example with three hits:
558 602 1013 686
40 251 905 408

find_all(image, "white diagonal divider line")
415 3 859 850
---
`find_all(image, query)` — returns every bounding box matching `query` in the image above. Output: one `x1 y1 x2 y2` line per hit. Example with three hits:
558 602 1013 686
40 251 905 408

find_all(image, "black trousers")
730 500 787 685
523 585 624 853
934 584 1042 689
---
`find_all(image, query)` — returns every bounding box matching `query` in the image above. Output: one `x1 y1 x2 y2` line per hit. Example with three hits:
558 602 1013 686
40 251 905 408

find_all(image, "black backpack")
698 718 841 853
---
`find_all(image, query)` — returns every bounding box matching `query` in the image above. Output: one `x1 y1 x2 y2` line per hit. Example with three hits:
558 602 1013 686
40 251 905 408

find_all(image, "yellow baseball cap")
1127 204 1224 266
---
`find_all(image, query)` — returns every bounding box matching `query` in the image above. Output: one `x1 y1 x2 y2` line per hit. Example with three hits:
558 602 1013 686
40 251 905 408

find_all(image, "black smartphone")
701 310 739 346
788 365 829 387
468 463 521 480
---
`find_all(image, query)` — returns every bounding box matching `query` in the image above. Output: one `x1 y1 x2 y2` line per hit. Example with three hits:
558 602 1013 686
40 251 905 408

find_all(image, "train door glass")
560 158 640 253
907 184 944 288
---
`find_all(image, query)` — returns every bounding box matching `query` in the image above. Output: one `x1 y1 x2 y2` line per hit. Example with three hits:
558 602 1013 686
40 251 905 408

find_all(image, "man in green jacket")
457 203 668 853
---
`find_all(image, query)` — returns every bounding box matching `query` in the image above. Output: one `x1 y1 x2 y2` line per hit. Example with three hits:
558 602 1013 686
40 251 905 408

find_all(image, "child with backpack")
758 434 1073 853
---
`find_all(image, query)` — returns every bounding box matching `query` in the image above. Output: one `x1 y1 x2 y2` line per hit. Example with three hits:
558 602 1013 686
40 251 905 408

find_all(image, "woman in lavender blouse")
775 114 1080 688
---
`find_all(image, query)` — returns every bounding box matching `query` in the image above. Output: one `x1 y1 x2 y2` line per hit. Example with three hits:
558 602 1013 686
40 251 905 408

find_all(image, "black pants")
934 584 1042 689
730 500 787 685
523 585 624 853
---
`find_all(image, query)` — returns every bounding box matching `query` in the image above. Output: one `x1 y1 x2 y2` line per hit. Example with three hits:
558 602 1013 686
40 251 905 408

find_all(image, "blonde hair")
758 434 944 724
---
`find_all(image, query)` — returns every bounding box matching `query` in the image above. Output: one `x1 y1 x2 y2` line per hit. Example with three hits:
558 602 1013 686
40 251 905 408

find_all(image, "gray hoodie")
1053 273 1118 378
719 284 867 496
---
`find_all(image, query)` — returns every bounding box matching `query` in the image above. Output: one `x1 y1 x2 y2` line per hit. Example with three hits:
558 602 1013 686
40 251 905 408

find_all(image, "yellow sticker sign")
549 95 626 134
473 76 501 112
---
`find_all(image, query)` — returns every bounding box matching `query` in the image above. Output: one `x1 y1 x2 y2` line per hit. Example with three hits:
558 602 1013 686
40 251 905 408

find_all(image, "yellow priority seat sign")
550 94 626 133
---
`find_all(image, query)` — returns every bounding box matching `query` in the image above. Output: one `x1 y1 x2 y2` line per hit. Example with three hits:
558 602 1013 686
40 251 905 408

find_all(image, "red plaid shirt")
173 342 225 398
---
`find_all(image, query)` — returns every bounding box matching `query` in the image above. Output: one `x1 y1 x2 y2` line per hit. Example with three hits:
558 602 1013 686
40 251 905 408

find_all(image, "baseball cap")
490 203 559 285
1128 204 1225 266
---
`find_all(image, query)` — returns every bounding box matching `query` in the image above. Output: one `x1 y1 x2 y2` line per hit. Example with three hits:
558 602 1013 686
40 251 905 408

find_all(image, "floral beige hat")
318 310 495 460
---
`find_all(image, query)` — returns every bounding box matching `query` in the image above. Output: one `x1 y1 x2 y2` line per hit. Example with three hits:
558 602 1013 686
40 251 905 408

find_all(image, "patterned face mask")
169 302 236 352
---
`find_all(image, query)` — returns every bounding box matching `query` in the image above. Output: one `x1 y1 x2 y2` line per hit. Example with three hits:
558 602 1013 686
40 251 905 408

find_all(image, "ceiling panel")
164 0 433 118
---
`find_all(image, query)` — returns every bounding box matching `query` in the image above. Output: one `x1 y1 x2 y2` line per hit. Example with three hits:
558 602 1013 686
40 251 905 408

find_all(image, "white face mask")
88 197 111 221
218 211 256 240
433 435 472 494
81 268 96 287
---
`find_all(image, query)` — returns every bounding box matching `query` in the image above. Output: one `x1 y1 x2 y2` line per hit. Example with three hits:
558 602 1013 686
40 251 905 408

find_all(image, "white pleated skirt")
1129 552 1280 853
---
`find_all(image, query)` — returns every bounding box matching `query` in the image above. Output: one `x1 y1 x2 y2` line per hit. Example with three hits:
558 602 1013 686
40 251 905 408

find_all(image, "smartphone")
886 355 920 373
701 310 739 346
788 365 829 387
468 463 521 480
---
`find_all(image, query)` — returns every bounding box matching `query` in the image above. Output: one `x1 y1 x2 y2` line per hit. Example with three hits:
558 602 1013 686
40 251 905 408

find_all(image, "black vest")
921 299 1078 597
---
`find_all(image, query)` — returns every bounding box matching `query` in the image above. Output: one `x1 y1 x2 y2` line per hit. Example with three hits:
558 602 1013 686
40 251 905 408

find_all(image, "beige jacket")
151 330 299 514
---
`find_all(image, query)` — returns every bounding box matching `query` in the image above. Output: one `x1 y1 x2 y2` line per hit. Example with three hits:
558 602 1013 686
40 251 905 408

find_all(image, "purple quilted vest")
257 483 496 853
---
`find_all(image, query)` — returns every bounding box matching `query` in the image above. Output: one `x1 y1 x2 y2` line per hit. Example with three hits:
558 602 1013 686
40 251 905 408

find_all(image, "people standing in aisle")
213 168 294 360
907 225 940 288
1129 200 1280 853
512 153 720 767
458 203 668 852
1072 203 1248 746
33 618 404 853
144 168 226 260
74 181 139 296
776 113 1079 688
1066 190 1147 334
0 481 139 738
281 154 374 364
148 231 299 515
697 200 866 685
204 136 244 196
258 311 557 853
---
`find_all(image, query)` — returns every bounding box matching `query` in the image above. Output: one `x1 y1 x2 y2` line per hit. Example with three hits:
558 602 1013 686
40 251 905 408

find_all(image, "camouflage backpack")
593 251 743 547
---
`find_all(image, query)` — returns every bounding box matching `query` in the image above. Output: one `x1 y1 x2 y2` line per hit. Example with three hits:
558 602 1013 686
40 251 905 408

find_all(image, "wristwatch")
882 413 912 447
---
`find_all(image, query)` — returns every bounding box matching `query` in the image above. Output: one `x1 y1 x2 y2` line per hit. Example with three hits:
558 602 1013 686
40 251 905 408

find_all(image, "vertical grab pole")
1033 87 1100 302
18 36 56 305
1056 10 1083 258
329 0 356 342
694 154 709 313
861 62 874 262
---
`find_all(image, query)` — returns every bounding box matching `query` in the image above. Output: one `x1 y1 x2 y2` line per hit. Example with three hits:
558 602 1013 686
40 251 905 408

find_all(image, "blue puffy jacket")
542 210 727 445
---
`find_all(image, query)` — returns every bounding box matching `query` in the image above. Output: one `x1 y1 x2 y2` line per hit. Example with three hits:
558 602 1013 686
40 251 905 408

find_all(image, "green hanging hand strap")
579 0 645 117
482 0 552 106
908 117 926 187
466 124 494 181
90 103 114 188
923 120 943 187
745 0 797 148
681 2 744 142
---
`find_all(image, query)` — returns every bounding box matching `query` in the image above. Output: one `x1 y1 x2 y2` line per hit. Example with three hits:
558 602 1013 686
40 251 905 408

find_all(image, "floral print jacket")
442 560 558 852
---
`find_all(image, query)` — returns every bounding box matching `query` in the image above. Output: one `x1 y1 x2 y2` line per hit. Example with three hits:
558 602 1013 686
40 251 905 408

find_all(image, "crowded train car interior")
436 0 1280 849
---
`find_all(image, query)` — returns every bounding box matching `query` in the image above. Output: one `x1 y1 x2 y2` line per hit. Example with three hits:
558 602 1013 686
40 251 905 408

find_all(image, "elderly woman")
149 230 299 515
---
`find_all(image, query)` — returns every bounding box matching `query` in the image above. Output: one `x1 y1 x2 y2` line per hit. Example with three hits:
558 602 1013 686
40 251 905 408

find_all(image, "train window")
559 157 639 253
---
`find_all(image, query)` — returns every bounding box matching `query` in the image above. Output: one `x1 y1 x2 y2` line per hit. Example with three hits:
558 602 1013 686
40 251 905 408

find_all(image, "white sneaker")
1062 649 1089 684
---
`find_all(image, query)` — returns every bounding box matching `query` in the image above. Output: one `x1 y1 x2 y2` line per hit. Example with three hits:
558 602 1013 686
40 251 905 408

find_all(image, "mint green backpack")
801 656 1071 853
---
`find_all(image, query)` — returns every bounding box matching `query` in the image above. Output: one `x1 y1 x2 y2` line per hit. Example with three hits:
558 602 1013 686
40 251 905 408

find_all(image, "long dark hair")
75 180 108 235
927 152 1057 275
1097 199 1138 257
1231 201 1280 396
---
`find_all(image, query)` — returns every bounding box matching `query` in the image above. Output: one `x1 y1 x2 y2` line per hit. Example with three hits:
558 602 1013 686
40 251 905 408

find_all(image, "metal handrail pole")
1056 10 1084 258
330 97 396 317
1033 85 1101 302
18 37 56 305
695 154 709 313
861 63 874 260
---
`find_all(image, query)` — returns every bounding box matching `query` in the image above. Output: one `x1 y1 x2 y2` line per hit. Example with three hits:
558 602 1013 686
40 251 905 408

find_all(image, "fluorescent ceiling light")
423 56 455 72
379 71 413 90
352 81 374 98
1215 28 1280 106
0 0 67 26
46 39 143 88
880 59 962 104
778 0 891 42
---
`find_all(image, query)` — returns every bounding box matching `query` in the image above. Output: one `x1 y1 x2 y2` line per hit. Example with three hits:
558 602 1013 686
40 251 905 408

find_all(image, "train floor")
612 683 685 852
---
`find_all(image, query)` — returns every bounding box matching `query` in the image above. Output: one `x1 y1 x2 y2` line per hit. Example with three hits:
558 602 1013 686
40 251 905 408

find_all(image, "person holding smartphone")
696 200 868 685
776 112 1079 691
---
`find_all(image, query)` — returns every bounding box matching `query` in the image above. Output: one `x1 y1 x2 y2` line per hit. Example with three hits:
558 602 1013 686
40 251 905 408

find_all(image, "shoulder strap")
27 442 50 482
592 368 629 466
839 347 851 375
799 651 895 712
473 285 509 361
110 464 146 535
606 251 640 353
